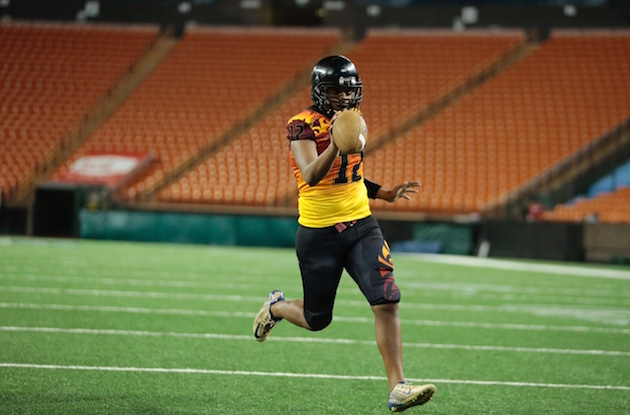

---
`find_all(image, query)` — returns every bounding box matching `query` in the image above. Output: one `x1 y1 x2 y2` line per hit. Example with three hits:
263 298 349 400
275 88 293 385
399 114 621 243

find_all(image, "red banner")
57 151 153 188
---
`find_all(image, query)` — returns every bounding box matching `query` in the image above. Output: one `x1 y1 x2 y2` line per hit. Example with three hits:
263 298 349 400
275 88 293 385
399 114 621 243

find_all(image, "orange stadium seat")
366 29 630 215
543 186 630 224
163 29 526 209
51 26 342 204
0 21 158 200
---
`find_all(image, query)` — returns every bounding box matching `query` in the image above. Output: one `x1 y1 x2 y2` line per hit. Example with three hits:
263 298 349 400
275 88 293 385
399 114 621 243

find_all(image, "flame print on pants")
378 241 400 302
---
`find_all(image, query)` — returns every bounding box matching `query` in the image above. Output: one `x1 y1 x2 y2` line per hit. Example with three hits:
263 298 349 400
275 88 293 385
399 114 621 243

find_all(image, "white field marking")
0 251 623 283
2 326 630 357
2 302 629 335
0 273 258 291
1 363 629 391
406 253 630 280
0 265 269 282
0 255 298 276
2 273 629 305
0 271 630 306
5 249 628 280
2 238 628 279
334 315 630 335
3 286 630 326
0 302 252 318
397 280 630 300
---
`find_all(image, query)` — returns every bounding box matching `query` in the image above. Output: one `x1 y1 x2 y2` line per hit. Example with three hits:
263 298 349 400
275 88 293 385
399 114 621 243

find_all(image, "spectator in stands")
526 200 545 222
253 55 435 412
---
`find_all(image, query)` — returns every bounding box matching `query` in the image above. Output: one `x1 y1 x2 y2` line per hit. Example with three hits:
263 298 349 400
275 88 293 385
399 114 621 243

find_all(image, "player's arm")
365 179 421 202
291 138 339 186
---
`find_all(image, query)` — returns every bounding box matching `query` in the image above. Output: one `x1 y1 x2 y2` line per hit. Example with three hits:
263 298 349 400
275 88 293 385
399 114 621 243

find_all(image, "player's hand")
329 111 341 151
380 181 421 203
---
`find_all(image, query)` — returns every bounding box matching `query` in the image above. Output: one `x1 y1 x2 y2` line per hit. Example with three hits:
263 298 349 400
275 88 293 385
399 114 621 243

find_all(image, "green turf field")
1 236 629 414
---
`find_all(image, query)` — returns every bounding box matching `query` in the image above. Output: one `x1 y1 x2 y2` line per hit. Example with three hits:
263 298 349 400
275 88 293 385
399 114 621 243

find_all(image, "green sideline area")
0 237 629 415
79 210 474 255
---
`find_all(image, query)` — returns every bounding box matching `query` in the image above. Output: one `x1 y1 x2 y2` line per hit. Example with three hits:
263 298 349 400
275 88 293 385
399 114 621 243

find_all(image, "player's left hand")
381 181 421 202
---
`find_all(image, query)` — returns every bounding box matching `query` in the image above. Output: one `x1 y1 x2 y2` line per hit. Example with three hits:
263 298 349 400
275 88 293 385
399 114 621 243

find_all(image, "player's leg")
343 217 403 388
293 225 346 331
372 302 404 390
344 216 435 412
270 298 309 329
253 225 346 339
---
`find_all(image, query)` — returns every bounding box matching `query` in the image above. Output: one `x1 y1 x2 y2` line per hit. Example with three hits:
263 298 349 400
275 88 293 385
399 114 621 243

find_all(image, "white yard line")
2 326 629 357
406 254 630 280
1 273 628 303
1 302 629 334
2 286 630 325
1 362 628 391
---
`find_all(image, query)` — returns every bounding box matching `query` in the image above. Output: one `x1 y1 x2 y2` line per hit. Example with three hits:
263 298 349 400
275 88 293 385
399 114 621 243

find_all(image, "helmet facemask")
311 55 363 117
325 85 362 112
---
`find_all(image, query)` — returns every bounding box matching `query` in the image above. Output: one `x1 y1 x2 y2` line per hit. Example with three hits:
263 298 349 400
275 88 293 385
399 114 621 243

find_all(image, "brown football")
331 110 368 154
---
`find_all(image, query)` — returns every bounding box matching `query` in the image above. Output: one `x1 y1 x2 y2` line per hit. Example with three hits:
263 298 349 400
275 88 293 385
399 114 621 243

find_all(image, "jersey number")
334 153 363 184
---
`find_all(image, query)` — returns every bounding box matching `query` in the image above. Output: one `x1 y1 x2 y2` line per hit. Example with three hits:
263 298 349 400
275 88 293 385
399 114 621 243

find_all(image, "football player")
253 55 435 412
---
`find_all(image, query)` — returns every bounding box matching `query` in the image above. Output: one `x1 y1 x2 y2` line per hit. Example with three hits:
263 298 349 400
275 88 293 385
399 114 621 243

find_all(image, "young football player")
253 55 435 412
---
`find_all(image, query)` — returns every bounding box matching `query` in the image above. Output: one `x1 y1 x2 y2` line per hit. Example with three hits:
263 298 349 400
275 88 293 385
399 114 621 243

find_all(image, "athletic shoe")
253 290 284 342
388 382 436 412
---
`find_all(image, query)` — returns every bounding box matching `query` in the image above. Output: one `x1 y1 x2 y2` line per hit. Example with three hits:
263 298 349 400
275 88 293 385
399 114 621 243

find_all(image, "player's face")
326 86 356 111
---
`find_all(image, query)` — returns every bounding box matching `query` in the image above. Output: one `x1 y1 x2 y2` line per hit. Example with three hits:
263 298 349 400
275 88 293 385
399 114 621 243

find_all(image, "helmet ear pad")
311 55 363 116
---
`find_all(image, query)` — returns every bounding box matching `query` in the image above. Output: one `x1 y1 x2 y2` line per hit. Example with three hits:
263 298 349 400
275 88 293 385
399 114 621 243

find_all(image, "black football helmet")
311 55 363 117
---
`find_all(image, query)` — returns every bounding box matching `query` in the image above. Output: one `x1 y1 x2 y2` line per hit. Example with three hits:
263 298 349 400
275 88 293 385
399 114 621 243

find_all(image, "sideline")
2 302 629 334
404 254 630 280
2 325 629 357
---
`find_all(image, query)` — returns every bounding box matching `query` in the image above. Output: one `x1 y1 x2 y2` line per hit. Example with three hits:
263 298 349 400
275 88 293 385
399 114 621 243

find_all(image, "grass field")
1 236 629 414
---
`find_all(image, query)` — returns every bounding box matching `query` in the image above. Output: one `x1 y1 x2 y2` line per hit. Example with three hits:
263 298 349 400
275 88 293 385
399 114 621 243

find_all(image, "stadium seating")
346 29 526 142
164 29 526 207
366 29 630 215
5 23 630 224
0 21 158 201
159 90 310 206
51 26 343 202
542 186 630 224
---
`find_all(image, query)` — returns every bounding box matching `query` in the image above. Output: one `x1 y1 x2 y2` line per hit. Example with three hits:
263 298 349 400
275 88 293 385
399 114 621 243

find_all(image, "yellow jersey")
287 107 371 228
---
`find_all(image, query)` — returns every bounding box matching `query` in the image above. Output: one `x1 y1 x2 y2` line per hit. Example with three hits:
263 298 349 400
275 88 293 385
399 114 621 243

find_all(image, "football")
331 110 368 154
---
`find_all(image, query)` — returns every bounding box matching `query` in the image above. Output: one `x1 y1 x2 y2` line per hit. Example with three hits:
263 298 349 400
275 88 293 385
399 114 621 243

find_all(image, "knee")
305 312 333 331
371 302 399 317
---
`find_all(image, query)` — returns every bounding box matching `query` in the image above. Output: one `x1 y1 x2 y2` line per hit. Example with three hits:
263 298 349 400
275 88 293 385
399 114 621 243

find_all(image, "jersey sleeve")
287 118 317 142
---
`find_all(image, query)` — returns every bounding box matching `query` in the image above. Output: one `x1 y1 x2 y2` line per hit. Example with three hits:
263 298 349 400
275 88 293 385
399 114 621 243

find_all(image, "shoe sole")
253 298 273 342
253 291 283 342
390 384 436 413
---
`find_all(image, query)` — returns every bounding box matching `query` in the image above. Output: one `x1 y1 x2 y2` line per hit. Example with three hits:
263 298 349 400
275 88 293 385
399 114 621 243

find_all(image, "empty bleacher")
158 92 308 206
4 22 630 225
543 156 630 223
163 29 526 208
346 29 526 142
0 21 158 202
542 186 630 224
366 29 630 216
50 26 343 202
